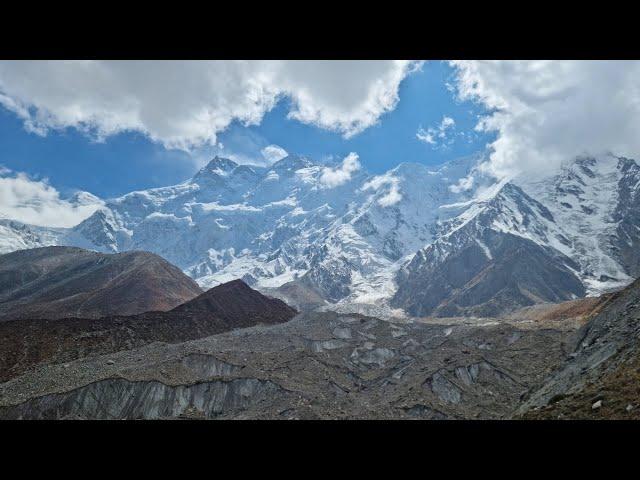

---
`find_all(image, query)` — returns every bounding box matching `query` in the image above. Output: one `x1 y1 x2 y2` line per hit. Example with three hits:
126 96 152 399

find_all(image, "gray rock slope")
518 277 640 417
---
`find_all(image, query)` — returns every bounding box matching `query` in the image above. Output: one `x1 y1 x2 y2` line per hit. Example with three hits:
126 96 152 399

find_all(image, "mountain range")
1 212 638 419
2 152 639 317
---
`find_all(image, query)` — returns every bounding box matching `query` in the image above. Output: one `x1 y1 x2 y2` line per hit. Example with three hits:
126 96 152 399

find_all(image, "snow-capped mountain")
519 155 640 294
66 154 485 301
391 181 585 316
1 152 639 317
392 153 640 316
0 219 65 254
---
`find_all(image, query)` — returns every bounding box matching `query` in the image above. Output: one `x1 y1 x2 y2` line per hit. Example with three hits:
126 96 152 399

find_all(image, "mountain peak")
170 278 297 323
271 154 313 172
493 180 525 198
196 156 239 178
209 278 252 293
69 191 102 206
390 162 433 175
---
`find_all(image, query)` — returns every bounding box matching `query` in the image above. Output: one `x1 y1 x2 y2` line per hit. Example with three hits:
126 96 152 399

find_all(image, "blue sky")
0 61 493 199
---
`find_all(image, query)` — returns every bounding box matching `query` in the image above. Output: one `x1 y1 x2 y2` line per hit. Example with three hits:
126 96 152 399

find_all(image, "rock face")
611 158 640 278
518 277 640 419
0 279 297 382
0 376 283 420
0 246 203 321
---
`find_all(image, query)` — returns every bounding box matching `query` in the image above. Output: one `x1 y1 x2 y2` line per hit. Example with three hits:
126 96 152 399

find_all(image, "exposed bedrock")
0 376 282 420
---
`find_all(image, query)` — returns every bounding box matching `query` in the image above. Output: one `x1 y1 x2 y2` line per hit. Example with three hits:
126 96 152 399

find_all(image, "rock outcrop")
518 277 640 419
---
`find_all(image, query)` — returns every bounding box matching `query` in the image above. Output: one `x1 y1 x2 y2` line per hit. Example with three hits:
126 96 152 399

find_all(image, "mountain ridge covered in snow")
1 152 639 317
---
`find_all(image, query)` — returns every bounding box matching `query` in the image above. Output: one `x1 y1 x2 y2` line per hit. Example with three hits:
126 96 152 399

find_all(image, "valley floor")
1 278 637 420
0 310 580 420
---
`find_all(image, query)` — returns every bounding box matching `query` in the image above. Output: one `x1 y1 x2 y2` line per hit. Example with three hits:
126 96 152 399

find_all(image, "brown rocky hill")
0 246 203 321
171 279 297 325
0 279 297 382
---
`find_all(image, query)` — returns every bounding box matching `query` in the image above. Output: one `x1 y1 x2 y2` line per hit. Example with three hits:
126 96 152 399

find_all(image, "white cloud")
416 116 456 147
0 60 421 151
378 183 402 207
319 152 362 188
362 173 402 207
450 60 640 179
416 129 436 145
0 170 103 227
261 144 288 163
282 60 423 137
449 174 474 193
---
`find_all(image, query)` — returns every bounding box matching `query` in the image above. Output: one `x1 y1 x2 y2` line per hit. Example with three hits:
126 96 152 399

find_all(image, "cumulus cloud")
319 152 362 188
362 173 402 207
0 60 421 151
450 60 640 179
416 116 456 147
0 169 103 227
281 60 422 137
261 144 288 163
